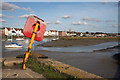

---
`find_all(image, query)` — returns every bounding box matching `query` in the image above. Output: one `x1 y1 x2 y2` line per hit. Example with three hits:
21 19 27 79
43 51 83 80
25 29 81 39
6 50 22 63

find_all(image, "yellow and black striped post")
23 22 39 70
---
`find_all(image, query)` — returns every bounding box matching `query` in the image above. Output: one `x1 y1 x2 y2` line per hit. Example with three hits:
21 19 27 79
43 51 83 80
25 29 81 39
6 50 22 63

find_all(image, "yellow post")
23 22 39 70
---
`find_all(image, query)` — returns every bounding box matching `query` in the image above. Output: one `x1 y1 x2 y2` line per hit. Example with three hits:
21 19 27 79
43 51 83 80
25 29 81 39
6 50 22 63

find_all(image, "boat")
16 38 24 41
52 38 56 41
5 43 23 48
7 39 12 41
52 38 59 41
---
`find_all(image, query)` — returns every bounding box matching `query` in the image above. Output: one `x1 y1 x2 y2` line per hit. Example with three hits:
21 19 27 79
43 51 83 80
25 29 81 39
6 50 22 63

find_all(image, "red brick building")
58 31 67 36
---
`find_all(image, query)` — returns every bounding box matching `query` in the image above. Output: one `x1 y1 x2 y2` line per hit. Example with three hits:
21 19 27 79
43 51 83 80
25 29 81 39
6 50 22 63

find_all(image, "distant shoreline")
38 37 119 47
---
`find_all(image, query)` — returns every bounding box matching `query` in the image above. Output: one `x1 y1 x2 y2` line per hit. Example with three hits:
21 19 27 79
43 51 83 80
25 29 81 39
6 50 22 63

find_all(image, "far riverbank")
38 37 119 47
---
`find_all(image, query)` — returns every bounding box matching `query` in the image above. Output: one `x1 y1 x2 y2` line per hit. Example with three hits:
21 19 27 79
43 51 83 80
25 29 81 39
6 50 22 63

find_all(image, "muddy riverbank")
38 37 118 47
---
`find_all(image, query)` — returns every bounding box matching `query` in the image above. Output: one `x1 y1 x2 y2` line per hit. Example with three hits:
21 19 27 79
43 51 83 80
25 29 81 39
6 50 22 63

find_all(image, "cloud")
0 19 6 22
46 20 62 24
30 10 35 13
72 21 82 25
21 7 31 11
72 21 98 27
0 2 32 11
72 21 88 25
18 14 36 18
20 7 34 13
112 24 118 27
62 15 72 19
0 2 19 11
46 21 53 24
54 20 62 24
18 14 29 18
82 17 101 22
83 22 88 25
0 14 6 18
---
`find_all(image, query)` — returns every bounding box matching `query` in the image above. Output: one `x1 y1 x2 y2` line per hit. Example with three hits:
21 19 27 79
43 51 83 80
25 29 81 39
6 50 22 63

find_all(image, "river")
2 38 118 53
1 38 120 78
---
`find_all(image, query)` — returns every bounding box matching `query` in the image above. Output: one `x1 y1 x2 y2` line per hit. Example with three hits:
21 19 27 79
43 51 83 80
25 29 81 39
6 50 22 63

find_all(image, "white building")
50 30 58 36
95 34 107 37
4 27 24 36
44 31 49 36
80 33 83 37
5 27 10 36
15 28 24 36
44 30 58 36
66 31 76 36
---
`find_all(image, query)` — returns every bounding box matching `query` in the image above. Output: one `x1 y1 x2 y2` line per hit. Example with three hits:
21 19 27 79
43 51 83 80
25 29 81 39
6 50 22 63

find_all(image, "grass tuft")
19 55 77 79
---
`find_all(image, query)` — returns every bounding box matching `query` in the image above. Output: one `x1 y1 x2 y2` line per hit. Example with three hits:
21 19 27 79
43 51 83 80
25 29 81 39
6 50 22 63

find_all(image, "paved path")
2 68 45 78
1 57 45 79
1 57 104 79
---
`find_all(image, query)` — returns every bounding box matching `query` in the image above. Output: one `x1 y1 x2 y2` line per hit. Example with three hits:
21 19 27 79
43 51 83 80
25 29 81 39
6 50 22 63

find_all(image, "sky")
1 0 120 2
0 1 119 33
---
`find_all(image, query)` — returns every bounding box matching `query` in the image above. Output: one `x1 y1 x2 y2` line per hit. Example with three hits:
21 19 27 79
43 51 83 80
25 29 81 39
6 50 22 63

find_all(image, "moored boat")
5 43 22 48
52 38 59 41
7 39 12 41
16 38 24 41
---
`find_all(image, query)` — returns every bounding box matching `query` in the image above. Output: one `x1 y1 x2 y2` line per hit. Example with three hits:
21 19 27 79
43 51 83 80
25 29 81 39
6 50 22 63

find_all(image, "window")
12 31 16 33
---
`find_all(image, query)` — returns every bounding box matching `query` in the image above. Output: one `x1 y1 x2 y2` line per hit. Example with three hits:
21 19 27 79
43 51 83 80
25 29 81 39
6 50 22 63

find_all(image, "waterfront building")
4 27 24 37
44 31 49 36
66 31 76 37
58 31 67 36
44 30 58 36
50 30 58 36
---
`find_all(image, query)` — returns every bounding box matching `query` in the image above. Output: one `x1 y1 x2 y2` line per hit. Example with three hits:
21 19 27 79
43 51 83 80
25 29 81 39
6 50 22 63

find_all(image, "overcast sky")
0 1 119 33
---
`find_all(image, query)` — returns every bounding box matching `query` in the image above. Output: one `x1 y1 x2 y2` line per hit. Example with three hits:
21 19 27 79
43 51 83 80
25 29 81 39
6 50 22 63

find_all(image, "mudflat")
38 37 118 47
